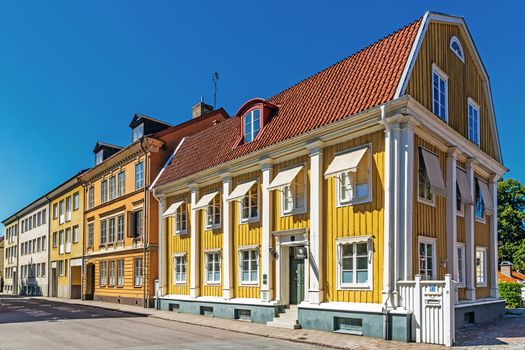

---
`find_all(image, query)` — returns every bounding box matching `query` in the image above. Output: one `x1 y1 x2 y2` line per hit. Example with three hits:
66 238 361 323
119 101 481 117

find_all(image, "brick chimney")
501 261 513 276
192 99 213 119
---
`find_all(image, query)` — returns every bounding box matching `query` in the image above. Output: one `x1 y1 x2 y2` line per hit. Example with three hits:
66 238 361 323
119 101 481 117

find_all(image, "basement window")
200 306 214 317
334 317 363 335
168 303 180 312
235 309 252 321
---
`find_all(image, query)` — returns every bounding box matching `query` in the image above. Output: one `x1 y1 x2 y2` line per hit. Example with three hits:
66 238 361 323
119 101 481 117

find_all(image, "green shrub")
499 282 523 308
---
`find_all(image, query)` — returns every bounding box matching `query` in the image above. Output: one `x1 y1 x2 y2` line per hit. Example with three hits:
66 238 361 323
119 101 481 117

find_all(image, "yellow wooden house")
152 12 506 346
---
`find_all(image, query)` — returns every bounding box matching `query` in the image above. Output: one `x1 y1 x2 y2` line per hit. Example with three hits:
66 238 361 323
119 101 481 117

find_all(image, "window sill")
205 225 222 231
417 197 436 207
174 281 187 285
337 284 372 291
336 198 372 208
475 217 486 224
205 281 221 286
457 211 464 217
240 217 260 225
174 231 188 236
239 282 259 287
457 283 466 288
281 208 307 217
476 283 487 288
134 285 143 288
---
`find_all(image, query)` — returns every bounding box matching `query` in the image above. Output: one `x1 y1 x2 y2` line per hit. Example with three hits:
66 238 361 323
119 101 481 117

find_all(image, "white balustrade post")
414 274 422 343
443 274 453 347
189 185 200 298
489 176 499 298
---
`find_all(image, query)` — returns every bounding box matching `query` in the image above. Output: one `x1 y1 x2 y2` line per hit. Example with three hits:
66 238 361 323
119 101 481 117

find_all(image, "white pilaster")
189 186 200 298
400 121 415 282
157 194 167 297
489 176 499 298
222 176 233 300
307 142 324 304
261 161 274 301
446 148 458 281
465 159 476 300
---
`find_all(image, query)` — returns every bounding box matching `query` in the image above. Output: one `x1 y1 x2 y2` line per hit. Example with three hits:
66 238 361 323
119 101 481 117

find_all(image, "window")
175 205 187 234
66 196 71 221
88 223 94 248
133 210 143 239
456 184 464 216
37 212 41 226
109 176 116 201
59 260 65 276
475 180 485 221
468 99 480 145
96 150 104 165
58 200 65 224
132 123 144 142
42 236 46 251
118 171 126 197
206 195 221 229
53 204 58 219
100 261 107 286
108 218 115 243
418 237 436 280
336 148 371 206
243 109 261 143
450 36 465 62
432 65 448 122
476 247 487 287
108 261 115 287
282 168 306 215
37 237 41 252
73 192 79 210
337 238 372 289
206 252 221 284
100 220 107 244
117 260 124 287
418 148 434 204
59 230 64 252
457 243 466 287
174 255 187 283
53 232 58 248
88 187 94 209
240 249 258 284
241 185 258 222
134 258 143 287
65 228 71 252
73 226 79 243
101 180 108 203
117 215 125 241
135 162 144 190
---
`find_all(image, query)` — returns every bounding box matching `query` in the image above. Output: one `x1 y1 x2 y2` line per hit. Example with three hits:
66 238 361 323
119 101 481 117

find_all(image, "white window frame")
135 162 144 190
205 194 221 230
109 176 116 201
238 247 259 286
449 36 465 63
117 260 124 287
174 204 187 235
418 236 437 280
65 196 72 222
475 179 486 223
134 258 143 287
73 225 79 243
335 144 373 207
468 97 480 146
108 260 115 287
117 171 126 197
95 150 104 165
456 243 466 288
239 183 259 223
59 200 65 224
417 147 436 207
205 251 221 285
88 187 94 209
243 108 261 143
456 183 465 217
336 236 373 290
476 246 487 287
100 261 107 286
173 253 187 284
432 63 449 123
280 167 307 216
132 123 144 142
101 180 108 203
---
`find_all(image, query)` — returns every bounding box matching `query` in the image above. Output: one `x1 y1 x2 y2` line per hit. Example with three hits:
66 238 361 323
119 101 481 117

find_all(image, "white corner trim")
150 137 186 191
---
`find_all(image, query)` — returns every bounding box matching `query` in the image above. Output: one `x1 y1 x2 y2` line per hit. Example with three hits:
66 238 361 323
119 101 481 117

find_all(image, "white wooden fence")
397 274 455 347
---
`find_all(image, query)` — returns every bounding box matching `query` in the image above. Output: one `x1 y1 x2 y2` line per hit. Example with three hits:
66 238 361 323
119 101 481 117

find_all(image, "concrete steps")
267 305 301 329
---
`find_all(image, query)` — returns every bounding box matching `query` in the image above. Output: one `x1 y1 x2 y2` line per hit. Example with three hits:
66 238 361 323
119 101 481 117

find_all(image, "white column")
400 121 415 282
261 161 274 302
157 194 167 297
489 176 499 298
222 176 233 300
189 186 200 298
465 159 476 300
446 148 457 281
308 142 324 304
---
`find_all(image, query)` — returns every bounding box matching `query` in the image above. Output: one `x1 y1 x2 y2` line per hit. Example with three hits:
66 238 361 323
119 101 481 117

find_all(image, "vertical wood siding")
406 22 497 159
474 180 491 299
324 131 385 304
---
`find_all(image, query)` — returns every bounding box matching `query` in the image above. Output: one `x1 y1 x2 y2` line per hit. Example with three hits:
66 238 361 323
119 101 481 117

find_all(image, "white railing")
397 274 455 347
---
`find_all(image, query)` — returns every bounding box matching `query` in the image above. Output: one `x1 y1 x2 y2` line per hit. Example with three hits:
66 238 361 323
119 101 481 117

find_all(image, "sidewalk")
32 296 441 350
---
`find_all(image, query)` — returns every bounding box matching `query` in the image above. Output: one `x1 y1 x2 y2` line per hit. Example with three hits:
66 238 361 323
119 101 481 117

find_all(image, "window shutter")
127 212 135 238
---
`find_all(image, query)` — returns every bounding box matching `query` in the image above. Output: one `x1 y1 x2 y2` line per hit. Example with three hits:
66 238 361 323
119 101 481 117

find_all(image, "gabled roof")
155 16 423 187
93 141 123 153
129 113 172 129
499 271 525 284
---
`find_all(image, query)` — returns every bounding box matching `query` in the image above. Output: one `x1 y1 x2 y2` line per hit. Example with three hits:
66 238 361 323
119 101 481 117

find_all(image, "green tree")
498 178 525 270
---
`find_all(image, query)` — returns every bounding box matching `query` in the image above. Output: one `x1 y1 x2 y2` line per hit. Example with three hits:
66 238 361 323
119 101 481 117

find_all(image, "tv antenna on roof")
212 71 219 108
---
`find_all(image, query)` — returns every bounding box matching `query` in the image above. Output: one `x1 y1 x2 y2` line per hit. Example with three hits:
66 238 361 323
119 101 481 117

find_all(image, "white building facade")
3 217 19 294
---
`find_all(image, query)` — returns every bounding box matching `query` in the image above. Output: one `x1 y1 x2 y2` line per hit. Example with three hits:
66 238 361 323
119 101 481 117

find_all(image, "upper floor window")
132 123 144 142
468 98 480 145
65 197 72 222
243 109 261 143
109 176 116 201
281 168 306 215
118 171 126 197
206 195 221 229
475 179 486 221
135 162 144 190
73 192 79 211
59 200 65 224
88 187 94 209
101 180 108 203
175 204 187 234
450 36 465 63
241 184 259 222
417 148 446 206
95 150 104 165
432 65 448 122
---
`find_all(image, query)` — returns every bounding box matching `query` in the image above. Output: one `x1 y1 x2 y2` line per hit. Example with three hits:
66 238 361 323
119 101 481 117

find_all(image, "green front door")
289 249 305 305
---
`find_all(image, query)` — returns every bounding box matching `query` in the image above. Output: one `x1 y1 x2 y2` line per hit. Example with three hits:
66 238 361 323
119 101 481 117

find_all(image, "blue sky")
0 1 523 223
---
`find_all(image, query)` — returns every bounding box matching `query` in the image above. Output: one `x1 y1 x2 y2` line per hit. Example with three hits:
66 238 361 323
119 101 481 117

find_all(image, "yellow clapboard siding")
474 189 491 299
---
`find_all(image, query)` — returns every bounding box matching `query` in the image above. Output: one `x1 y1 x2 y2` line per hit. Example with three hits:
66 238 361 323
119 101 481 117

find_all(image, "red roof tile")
499 271 525 283
155 17 422 187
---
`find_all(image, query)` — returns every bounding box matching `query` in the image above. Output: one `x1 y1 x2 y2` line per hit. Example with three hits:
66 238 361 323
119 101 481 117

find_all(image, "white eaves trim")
150 137 186 191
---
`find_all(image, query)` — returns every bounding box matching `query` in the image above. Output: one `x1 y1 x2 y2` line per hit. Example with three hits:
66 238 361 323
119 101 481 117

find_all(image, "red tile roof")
499 271 525 283
155 17 422 187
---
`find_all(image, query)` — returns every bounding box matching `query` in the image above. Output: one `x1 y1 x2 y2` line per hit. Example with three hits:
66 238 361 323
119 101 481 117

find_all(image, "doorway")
289 247 305 305
51 268 58 297
85 263 95 300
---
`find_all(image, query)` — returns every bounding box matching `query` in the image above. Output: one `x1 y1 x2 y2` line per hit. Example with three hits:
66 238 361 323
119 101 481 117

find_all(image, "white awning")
456 169 473 205
162 201 184 218
478 179 494 213
421 149 446 196
267 165 303 191
324 147 368 178
227 180 257 202
193 191 219 210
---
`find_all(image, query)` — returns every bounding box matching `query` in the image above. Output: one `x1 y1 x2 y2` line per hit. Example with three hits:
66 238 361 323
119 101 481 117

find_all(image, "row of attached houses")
1 11 508 346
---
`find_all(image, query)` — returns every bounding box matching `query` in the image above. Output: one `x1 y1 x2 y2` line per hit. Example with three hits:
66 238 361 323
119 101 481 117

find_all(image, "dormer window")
132 123 144 142
95 150 104 165
243 109 261 143
450 36 465 63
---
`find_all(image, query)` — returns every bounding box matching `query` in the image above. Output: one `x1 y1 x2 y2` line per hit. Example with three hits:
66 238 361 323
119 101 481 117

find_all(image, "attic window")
243 109 261 143
132 123 144 142
450 36 464 63
95 150 104 165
